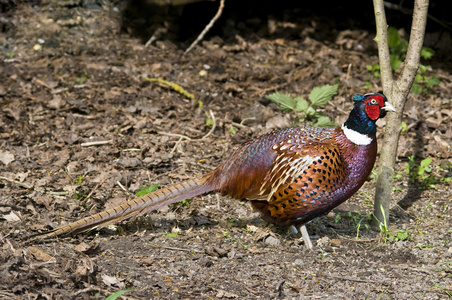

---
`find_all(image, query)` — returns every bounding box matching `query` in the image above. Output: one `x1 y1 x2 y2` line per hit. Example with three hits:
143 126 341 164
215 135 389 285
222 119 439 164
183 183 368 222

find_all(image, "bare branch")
398 0 429 93
373 0 394 95
184 0 226 54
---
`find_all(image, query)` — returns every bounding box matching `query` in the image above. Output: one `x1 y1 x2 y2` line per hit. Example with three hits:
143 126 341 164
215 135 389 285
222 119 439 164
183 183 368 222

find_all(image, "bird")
34 93 395 248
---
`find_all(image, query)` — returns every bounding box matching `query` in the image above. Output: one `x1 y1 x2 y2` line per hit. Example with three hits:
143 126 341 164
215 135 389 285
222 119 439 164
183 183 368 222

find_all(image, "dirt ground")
1 1 451 299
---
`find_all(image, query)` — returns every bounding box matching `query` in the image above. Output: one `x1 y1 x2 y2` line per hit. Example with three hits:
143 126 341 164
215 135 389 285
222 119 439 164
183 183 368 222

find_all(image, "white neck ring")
342 124 372 145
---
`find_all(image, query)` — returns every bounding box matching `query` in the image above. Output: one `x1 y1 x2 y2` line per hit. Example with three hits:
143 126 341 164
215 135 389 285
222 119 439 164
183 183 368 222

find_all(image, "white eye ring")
370 99 378 105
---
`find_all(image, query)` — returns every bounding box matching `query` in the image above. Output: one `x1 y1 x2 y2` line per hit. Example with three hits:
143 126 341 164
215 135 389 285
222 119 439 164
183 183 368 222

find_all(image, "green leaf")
306 106 316 117
174 198 192 207
313 115 334 127
76 77 88 83
73 193 87 200
363 82 372 89
135 184 159 197
387 27 400 48
166 232 180 238
266 92 297 111
398 40 409 56
411 83 422 94
426 76 439 87
390 55 402 71
418 64 429 74
396 230 409 241
294 97 309 113
75 176 84 185
421 47 435 59
308 84 338 106
415 73 423 82
401 121 407 134
420 157 432 168
417 166 425 176
105 289 133 300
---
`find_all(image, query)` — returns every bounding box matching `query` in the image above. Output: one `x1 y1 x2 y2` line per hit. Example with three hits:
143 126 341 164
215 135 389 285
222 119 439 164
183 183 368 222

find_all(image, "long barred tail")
35 175 215 240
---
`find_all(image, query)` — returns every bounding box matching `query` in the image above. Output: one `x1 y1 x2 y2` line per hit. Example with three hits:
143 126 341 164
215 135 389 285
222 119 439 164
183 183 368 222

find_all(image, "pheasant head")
342 93 396 145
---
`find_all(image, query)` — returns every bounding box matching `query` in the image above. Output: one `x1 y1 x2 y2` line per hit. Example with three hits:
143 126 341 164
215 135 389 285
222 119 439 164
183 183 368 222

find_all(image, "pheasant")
34 93 395 248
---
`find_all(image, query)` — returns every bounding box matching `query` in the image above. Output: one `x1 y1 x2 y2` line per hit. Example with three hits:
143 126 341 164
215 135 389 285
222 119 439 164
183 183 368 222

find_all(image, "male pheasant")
35 93 395 248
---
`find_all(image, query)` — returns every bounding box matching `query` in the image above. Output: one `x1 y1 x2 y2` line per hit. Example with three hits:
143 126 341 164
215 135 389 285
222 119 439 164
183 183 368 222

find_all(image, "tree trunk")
372 0 430 227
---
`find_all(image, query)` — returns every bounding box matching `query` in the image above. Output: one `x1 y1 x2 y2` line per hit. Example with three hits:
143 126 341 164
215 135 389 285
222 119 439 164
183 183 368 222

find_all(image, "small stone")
330 239 341 247
265 235 281 246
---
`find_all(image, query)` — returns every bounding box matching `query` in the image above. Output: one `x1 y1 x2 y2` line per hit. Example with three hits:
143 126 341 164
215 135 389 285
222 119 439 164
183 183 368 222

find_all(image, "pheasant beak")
382 102 396 112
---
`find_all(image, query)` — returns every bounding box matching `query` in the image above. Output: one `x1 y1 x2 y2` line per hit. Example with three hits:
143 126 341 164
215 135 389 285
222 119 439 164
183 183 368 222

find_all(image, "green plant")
76 69 89 83
166 232 180 238
135 184 159 197
366 64 380 78
406 156 436 189
349 211 371 239
104 289 133 300
75 176 84 185
400 121 408 134
173 198 192 208
333 210 372 239
416 243 434 249
405 156 451 189
205 118 214 126
266 84 338 127
393 170 403 180
366 27 439 94
411 64 440 94
73 192 87 200
374 205 411 244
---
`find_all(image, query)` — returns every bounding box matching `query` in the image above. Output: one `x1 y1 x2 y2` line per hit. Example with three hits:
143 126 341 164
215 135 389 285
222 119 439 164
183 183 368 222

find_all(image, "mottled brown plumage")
34 93 395 243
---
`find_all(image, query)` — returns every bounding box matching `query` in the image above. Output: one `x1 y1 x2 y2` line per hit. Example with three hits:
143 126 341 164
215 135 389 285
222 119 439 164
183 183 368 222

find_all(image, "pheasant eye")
370 99 377 105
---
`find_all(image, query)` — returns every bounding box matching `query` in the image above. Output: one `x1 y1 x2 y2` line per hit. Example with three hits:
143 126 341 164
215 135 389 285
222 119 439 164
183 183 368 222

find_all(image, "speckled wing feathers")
264 142 346 225
259 135 321 201
213 126 338 202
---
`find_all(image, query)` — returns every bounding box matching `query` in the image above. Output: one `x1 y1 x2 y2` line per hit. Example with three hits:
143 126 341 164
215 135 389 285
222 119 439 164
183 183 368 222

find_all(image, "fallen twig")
158 109 216 147
116 181 131 196
158 131 192 140
184 0 226 54
80 140 113 147
0 176 33 189
80 178 108 205
170 136 184 154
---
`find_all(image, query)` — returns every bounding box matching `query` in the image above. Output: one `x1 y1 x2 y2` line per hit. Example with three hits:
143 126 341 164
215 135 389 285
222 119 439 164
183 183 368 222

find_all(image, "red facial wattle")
364 95 385 120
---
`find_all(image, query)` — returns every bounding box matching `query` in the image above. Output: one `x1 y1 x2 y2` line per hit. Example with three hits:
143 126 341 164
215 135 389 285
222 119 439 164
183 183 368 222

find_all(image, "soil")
1 1 451 299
